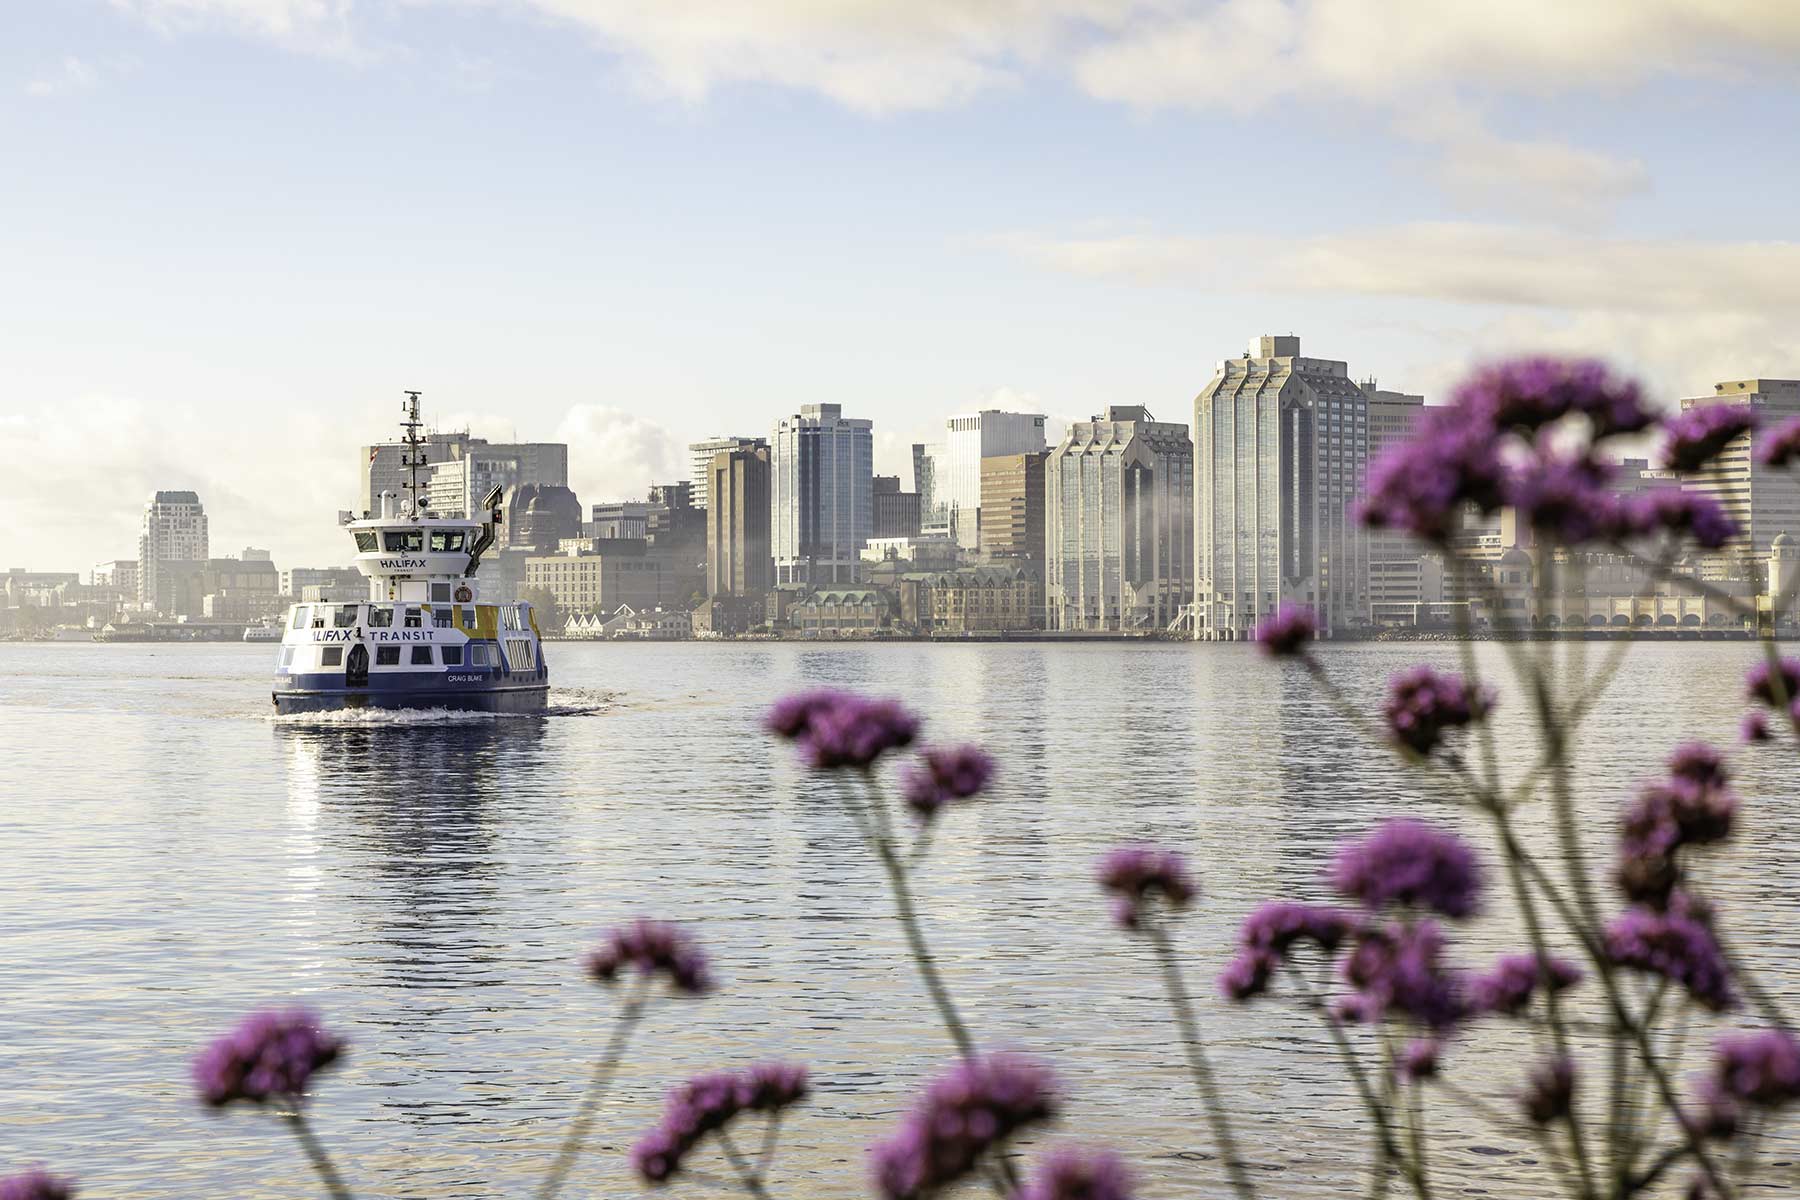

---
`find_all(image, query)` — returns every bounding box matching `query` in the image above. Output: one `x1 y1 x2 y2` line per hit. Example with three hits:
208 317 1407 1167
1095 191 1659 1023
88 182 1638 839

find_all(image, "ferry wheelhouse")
270 394 549 715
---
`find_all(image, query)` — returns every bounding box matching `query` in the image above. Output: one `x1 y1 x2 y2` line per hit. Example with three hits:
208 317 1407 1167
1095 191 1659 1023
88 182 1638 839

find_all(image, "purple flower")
1468 953 1584 1017
869 1054 1058 1200
901 745 996 820
742 1061 811 1111
1458 357 1652 437
586 919 714 996
1014 1146 1134 1200
1358 406 1509 542
1611 490 1739 550
1253 603 1316 657
1521 1057 1577 1125
765 689 849 739
1238 901 1356 957
1741 711 1771 743
1759 415 1800 468
1331 819 1482 920
1745 657 1800 709
1503 452 1620 545
1605 897 1736 1012
1664 404 1757 473
1217 952 1273 1003
0 1172 74 1200
1382 667 1493 756
1096 846 1197 929
192 1009 345 1109
1340 919 1467 1031
1396 1038 1440 1082
631 1062 811 1184
766 689 921 769
1707 1029 1800 1110
1667 742 1729 789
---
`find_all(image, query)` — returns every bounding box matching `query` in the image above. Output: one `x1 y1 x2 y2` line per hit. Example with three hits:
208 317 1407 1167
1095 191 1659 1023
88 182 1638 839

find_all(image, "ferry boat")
270 393 549 715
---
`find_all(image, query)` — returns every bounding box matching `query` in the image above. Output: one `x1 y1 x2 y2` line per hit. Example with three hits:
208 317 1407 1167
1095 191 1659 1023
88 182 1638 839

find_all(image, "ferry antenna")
400 390 426 511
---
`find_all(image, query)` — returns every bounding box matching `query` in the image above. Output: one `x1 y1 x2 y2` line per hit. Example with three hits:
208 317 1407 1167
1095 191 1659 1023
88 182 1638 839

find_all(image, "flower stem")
285 1110 354 1200
537 985 648 1200
716 1128 775 1200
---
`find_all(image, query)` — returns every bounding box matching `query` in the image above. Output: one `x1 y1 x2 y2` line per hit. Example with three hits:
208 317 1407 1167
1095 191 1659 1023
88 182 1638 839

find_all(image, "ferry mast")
400 390 427 515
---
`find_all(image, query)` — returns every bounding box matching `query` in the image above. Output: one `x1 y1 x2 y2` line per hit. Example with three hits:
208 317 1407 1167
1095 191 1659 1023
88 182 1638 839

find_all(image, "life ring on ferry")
454 585 473 603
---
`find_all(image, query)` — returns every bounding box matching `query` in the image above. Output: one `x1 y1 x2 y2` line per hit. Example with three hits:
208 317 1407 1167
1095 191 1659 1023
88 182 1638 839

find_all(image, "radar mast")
400 390 426 515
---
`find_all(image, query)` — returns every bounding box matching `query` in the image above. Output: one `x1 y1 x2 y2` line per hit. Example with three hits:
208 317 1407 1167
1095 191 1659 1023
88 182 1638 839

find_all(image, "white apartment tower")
943 410 1047 548
772 404 875 588
138 490 208 611
688 437 765 510
1193 335 1371 640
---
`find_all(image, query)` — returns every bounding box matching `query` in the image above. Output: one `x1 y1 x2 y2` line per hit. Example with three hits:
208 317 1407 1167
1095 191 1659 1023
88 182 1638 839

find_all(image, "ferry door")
346 643 369 688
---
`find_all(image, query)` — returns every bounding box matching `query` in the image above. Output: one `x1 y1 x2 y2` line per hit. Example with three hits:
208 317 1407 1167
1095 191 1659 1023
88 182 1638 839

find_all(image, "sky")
5 0 1800 573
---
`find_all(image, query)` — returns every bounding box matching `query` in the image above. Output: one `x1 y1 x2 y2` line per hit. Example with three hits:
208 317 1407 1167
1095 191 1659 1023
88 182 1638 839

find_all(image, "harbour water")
1 640 1796 1197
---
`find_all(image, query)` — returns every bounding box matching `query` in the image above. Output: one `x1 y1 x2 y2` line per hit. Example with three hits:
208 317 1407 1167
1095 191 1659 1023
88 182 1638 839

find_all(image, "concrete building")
913 442 952 537
92 560 139 602
979 451 1048 563
138 491 209 614
1677 379 1800 557
281 566 359 598
861 535 960 570
873 476 922 539
1045 406 1194 631
706 443 773 598
591 502 650 540
1194 335 1372 640
688 437 764 510
525 541 689 616
772 403 874 588
943 411 1046 548
505 484 584 553
1362 385 1427 618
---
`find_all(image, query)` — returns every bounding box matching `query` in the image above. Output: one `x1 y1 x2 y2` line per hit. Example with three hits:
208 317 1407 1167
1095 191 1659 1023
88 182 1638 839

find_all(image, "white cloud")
25 56 100 97
112 0 361 57
553 403 684 505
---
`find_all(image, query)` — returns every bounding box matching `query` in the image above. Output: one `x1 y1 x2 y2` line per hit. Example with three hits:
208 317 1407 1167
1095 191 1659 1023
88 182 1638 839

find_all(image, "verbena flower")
1330 819 1482 919
1096 846 1196 929
901 745 996 821
1458 356 1651 437
1503 452 1619 545
1339 919 1467 1032
1014 1146 1134 1200
1468 953 1584 1017
869 1054 1057 1200
766 689 921 769
631 1063 810 1184
1219 902 1355 1003
1702 1030 1800 1126
765 689 850 739
192 1009 345 1109
1521 1057 1577 1126
1664 405 1757 473
0 1171 75 1200
1610 491 1739 550
1382 666 1493 756
1396 1038 1440 1082
1667 742 1729 788
586 919 714 996
1745 657 1800 708
1759 415 1800 468
1604 897 1736 1011
1359 408 1508 542
1253 604 1316 656
1217 952 1273 1002
1740 712 1771 743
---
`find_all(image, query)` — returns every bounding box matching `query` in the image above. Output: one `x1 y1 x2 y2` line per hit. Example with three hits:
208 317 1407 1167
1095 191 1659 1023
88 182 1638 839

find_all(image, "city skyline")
8 3 1800 572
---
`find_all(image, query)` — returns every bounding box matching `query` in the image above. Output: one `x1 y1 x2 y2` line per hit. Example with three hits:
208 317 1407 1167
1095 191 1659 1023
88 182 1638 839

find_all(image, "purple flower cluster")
869 1054 1058 1199
1664 404 1757 474
1218 902 1355 1002
1253 604 1316 657
1616 744 1739 907
1382 666 1493 757
1745 657 1800 709
1396 1038 1440 1082
1330 819 1483 920
631 1063 810 1183
1609 490 1739 550
1468 953 1584 1017
1460 356 1652 437
1760 415 1800 468
1338 919 1466 1031
1096 846 1197 929
902 745 996 821
1506 452 1619 545
766 689 920 769
0 1172 74 1200
1013 1146 1134 1200
1521 1056 1577 1126
192 1009 345 1109
1360 406 1510 542
586 919 714 996
1695 1030 1800 1137
1604 896 1736 1012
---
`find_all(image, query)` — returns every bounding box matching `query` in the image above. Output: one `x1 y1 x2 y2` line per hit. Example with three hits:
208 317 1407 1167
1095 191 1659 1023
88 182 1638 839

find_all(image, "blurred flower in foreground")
1096 846 1196 930
767 689 919 769
902 745 996 821
1664 405 1757 474
1014 1145 1134 1200
1331 819 1483 920
1252 604 1316 657
193 1009 345 1109
869 1054 1057 1199
1521 1056 1577 1125
631 1063 809 1184
1382 666 1493 757
586 919 714 996
0 1171 75 1200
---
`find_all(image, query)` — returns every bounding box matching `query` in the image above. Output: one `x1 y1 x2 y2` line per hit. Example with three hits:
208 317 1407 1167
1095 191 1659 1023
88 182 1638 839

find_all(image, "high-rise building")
979 451 1048 562
1193 335 1371 640
772 403 874 587
943 411 1047 547
1362 384 1426 617
425 441 569 519
913 442 951 536
1045 407 1193 631
138 490 209 613
1678 379 1800 556
688 437 764 510
505 484 585 553
707 444 773 597
873 476 922 539
361 431 470 515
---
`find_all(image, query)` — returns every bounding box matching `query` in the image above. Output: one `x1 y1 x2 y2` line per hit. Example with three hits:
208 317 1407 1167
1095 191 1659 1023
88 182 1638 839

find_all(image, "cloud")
553 403 684 505
25 56 100 97
113 0 361 57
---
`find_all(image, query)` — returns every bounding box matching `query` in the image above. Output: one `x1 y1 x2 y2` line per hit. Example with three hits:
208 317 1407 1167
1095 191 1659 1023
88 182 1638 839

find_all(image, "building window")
376 646 401 666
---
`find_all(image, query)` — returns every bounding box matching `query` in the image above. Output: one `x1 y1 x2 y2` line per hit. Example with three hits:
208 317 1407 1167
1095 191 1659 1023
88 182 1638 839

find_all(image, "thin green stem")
716 1128 775 1200
285 1110 354 1200
537 983 648 1200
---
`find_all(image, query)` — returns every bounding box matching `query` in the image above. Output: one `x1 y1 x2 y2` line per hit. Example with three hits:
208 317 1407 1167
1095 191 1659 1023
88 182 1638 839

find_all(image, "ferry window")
354 532 378 552
404 607 422 628
369 606 393 628
277 647 294 669
321 647 343 667
411 645 434 665
376 646 400 666
433 609 452 627
334 605 358 628
461 607 476 627
311 610 326 629
290 607 308 630
383 529 424 552
429 530 466 552
430 583 452 603
441 645 464 666
470 644 489 666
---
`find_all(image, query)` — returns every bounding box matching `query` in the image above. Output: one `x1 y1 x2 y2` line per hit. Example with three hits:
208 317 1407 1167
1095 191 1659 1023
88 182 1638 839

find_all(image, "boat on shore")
270 392 549 715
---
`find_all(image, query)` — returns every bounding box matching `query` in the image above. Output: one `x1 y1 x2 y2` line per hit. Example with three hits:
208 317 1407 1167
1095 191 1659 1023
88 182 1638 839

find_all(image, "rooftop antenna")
401 390 426 514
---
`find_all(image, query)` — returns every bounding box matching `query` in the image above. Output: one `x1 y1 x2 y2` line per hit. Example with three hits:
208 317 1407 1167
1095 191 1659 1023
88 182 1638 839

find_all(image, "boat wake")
265 687 615 727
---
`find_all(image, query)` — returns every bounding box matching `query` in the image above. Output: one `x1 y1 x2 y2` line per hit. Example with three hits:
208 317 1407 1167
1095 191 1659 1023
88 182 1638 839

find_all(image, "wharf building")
772 403 874 588
1045 406 1194 632
1677 379 1800 558
688 437 764 510
138 490 209 614
1193 335 1371 640
942 411 1047 548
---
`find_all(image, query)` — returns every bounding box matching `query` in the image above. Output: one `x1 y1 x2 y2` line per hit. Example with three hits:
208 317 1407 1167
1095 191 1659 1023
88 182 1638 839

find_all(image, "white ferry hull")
273 677 549 715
